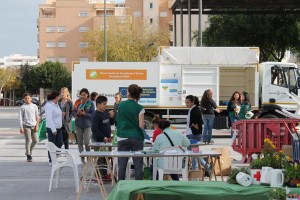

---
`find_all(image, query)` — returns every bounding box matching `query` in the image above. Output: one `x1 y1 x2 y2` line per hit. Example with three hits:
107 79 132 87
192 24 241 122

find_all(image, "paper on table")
164 150 179 155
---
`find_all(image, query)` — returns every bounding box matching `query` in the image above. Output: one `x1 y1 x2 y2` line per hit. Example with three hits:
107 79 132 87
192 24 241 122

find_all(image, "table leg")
196 156 203 181
92 157 107 200
105 156 116 186
202 157 208 181
76 156 92 200
152 157 157 180
86 157 99 192
217 156 224 181
209 156 217 181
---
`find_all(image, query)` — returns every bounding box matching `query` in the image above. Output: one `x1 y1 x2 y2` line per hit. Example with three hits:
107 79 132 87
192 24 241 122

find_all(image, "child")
19 93 39 162
91 96 114 181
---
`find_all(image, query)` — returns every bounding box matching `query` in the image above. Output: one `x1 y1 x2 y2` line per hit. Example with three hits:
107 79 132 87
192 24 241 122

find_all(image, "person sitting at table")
91 95 114 181
152 114 162 142
117 84 145 180
152 119 190 181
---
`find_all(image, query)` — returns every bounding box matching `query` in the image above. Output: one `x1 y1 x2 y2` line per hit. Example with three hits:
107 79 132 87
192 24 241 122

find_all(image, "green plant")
227 168 250 184
268 188 286 200
250 138 286 169
283 160 300 183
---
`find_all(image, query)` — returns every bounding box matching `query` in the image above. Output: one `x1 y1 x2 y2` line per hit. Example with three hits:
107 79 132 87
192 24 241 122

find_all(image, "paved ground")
0 107 245 200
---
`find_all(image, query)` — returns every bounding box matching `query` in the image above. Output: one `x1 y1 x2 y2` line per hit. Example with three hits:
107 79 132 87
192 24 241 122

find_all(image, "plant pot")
287 179 300 187
250 169 262 185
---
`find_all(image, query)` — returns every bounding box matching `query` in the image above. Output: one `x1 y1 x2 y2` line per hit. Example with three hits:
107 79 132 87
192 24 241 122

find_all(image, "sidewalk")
0 132 243 200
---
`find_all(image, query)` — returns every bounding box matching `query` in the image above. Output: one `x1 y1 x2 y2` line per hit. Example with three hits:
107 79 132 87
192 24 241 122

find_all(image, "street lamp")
104 0 107 62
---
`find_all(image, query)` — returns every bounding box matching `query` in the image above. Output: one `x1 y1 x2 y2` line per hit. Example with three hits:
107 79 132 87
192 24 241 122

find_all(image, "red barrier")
231 119 300 163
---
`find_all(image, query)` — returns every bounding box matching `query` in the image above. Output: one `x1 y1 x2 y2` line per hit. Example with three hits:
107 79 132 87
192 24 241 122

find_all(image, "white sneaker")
49 162 52 166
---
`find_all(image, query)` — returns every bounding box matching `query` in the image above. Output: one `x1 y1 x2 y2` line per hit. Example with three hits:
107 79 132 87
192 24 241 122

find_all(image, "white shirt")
45 101 62 133
19 103 39 128
185 105 195 135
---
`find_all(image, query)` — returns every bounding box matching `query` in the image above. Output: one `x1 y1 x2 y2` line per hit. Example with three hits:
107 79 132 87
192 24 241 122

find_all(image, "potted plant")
249 158 262 185
268 188 286 200
283 160 300 187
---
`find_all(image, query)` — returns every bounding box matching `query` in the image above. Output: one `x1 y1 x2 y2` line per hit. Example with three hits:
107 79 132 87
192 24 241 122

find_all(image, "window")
47 57 56 62
57 42 66 48
169 24 173 32
133 11 141 17
150 18 153 24
57 26 66 32
46 26 55 32
57 57 66 63
79 11 88 17
160 12 167 17
79 42 88 48
46 41 56 48
149 2 153 9
79 26 89 32
289 68 297 86
271 66 288 87
80 57 89 62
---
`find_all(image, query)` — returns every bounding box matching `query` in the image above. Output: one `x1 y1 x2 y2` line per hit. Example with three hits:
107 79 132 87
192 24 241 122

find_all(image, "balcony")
37 33 40 42
39 5 56 18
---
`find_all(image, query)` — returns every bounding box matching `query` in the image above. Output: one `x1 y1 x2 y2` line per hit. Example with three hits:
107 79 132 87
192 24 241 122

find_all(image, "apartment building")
125 0 174 44
38 0 195 70
0 54 39 68
38 0 128 70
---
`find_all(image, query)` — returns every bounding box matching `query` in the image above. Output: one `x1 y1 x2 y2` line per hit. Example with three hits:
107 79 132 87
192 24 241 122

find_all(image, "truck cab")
258 62 300 117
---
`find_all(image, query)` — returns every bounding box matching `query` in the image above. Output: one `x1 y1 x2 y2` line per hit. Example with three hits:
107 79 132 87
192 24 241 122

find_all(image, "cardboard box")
212 147 232 176
188 170 204 181
282 145 293 160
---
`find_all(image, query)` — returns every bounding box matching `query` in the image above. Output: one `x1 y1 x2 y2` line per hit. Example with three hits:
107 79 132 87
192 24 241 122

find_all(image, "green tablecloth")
108 181 270 200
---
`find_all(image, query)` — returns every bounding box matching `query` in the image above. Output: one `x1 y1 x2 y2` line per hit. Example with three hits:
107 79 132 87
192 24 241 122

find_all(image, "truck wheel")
144 115 153 130
261 114 278 118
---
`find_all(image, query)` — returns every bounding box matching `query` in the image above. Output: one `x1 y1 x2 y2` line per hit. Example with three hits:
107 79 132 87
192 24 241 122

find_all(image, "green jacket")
117 100 144 140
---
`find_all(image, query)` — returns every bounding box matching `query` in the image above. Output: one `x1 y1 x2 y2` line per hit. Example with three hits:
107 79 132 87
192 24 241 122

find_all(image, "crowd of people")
19 85 251 181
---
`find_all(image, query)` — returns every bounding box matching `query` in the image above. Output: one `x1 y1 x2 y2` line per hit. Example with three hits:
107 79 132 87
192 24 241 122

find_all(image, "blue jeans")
229 115 239 137
187 134 203 169
202 114 215 143
47 128 63 162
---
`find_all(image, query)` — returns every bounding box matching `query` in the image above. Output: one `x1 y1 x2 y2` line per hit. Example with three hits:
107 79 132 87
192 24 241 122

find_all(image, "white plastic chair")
157 147 188 181
45 142 81 192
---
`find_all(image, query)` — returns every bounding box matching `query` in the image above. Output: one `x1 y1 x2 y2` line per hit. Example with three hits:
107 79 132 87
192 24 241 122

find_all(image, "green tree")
83 17 169 62
31 61 71 91
193 14 300 62
0 67 19 100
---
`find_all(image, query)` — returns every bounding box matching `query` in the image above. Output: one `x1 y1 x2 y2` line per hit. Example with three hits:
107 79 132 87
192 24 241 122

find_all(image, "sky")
0 0 45 57
0 0 125 58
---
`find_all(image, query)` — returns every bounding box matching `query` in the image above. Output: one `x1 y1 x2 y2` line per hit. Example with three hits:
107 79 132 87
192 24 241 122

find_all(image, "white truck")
72 47 300 129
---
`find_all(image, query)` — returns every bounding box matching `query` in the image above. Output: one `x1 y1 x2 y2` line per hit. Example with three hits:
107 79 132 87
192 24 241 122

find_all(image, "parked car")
15 97 39 106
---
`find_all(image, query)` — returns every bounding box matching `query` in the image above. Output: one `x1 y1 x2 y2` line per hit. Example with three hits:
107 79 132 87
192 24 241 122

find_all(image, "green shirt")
239 101 251 119
153 127 190 168
116 100 144 140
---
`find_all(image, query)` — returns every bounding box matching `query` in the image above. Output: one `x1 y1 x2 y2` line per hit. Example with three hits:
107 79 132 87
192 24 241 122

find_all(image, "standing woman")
185 95 203 141
45 91 62 165
239 91 251 120
117 84 144 180
227 91 242 130
58 87 73 149
72 88 95 163
201 89 220 144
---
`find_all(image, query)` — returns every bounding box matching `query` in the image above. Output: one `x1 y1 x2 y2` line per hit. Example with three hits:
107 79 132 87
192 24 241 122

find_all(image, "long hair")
242 91 251 105
200 90 211 106
60 87 72 101
229 91 241 102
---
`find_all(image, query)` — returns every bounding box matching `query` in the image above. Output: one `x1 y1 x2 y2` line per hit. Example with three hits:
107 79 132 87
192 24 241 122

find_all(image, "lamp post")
104 0 107 62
